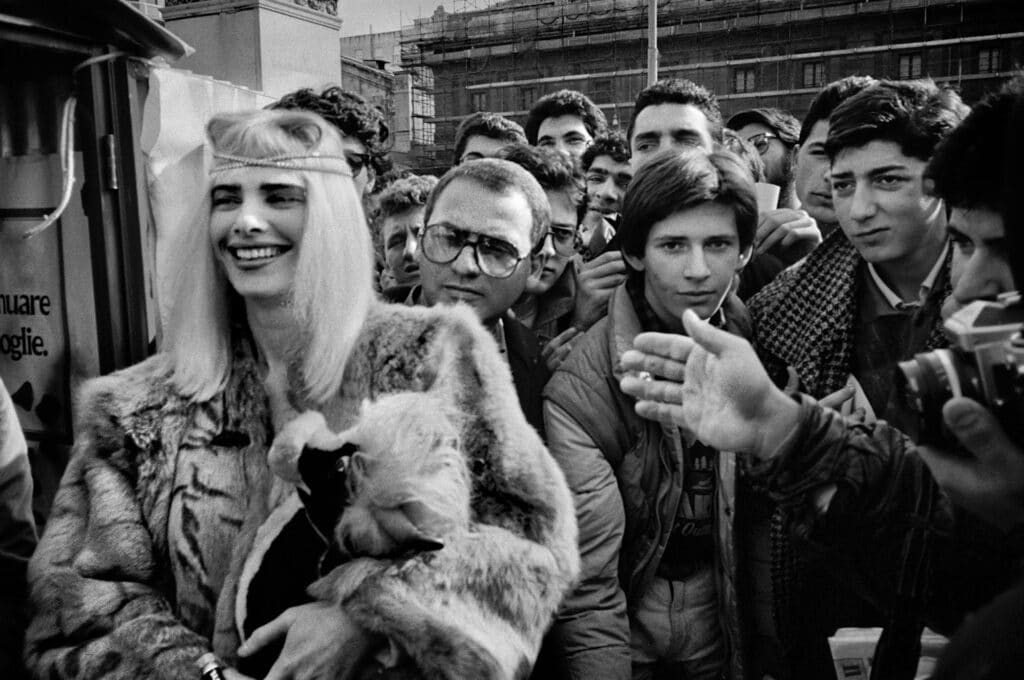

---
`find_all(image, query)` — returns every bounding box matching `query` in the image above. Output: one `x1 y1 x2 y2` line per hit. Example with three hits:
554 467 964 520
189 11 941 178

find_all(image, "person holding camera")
619 78 1024 680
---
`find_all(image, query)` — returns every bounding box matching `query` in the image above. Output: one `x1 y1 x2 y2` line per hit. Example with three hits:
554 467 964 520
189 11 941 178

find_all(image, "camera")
897 292 1024 446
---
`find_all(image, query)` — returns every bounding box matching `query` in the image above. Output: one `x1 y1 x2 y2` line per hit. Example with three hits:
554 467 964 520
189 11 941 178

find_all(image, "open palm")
621 309 799 458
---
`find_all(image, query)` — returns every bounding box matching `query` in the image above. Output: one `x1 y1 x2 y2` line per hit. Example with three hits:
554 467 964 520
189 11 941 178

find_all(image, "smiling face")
624 202 744 330
382 206 424 287
630 103 714 170
536 115 593 162
417 177 539 325
830 140 945 269
209 167 307 303
944 206 1014 318
794 120 835 224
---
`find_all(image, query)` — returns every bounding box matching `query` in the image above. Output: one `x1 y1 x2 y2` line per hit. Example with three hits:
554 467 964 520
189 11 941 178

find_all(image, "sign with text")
0 211 71 439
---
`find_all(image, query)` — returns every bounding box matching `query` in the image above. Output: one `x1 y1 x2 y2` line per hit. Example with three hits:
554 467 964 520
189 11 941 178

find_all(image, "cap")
726 108 801 146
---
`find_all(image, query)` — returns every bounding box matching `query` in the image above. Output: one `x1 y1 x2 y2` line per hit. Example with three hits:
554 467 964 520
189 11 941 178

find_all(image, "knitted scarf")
748 229 952 399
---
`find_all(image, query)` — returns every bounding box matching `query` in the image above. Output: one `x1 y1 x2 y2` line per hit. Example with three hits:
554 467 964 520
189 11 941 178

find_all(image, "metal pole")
647 0 658 85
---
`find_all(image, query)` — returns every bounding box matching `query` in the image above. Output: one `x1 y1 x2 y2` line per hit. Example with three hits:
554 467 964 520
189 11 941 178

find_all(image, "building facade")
397 0 1024 172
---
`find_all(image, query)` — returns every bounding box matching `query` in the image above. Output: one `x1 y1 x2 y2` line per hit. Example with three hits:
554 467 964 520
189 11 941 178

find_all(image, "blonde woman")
26 109 578 680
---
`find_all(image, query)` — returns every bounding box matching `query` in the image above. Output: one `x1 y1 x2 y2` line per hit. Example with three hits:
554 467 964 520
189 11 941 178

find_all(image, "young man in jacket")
621 79 1024 680
740 78 968 678
543 147 756 680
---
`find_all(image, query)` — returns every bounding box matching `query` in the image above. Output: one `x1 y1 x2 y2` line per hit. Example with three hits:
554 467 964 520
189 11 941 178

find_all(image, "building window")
520 86 536 111
979 47 1002 73
471 91 488 112
734 67 756 94
591 78 613 103
898 53 922 79
803 62 826 88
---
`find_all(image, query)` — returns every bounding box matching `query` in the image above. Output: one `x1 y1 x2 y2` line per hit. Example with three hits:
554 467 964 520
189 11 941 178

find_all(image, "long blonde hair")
163 109 374 403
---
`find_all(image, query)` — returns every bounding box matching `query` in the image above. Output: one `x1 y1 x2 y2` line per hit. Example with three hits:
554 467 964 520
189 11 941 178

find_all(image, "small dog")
268 389 472 559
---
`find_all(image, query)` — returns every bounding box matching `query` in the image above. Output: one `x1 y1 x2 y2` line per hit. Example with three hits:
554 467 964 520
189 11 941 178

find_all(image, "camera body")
897 292 1024 446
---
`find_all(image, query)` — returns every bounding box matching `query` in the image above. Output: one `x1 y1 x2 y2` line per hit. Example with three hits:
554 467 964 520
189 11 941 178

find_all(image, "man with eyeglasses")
412 158 552 435
727 107 822 264
496 144 585 372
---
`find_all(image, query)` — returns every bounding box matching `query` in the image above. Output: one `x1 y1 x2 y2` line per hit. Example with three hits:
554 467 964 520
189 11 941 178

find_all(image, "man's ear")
737 246 753 271
622 251 645 271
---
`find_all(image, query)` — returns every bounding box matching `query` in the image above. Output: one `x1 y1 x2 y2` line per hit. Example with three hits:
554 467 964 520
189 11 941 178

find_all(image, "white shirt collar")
866 240 948 310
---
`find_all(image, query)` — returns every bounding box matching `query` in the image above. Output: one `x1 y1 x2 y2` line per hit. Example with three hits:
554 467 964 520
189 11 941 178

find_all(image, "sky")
340 1 489 36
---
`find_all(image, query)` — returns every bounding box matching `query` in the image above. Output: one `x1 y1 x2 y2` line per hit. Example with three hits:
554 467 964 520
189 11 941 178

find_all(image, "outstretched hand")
919 398 1024 532
619 309 801 458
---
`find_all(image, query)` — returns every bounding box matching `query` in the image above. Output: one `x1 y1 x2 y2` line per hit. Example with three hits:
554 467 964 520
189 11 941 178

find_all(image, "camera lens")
898 349 984 444
898 350 955 438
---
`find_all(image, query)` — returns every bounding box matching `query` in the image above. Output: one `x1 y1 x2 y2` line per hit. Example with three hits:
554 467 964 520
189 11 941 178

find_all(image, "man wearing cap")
728 107 821 264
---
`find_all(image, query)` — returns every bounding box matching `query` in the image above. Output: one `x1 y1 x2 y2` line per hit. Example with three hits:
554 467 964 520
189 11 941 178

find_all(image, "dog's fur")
331 392 470 558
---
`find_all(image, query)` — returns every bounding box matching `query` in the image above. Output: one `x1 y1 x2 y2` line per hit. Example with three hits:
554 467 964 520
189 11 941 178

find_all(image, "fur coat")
25 302 579 680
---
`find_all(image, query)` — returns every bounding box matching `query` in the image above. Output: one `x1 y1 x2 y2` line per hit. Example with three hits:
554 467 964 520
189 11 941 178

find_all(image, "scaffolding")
394 0 1024 173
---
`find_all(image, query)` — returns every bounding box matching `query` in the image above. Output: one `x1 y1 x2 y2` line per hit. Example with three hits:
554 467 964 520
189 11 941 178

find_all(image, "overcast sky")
340 1 482 36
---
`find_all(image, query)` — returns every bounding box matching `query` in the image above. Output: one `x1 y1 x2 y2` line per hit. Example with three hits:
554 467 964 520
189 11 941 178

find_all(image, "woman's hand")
238 601 376 680
223 669 256 680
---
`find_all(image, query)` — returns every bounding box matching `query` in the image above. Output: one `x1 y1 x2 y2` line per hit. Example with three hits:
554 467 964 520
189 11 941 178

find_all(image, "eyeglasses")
344 151 371 175
419 223 528 279
545 224 581 257
745 132 779 156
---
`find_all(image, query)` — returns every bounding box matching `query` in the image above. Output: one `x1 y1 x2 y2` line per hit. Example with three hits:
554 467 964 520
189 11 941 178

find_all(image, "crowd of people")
0 62 1022 680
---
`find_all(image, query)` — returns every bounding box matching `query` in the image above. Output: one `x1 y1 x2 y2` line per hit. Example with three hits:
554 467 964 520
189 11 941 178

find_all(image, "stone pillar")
163 0 341 97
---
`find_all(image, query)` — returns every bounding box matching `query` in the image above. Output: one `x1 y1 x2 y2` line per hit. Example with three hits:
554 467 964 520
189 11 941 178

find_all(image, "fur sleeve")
25 363 209 679
312 305 580 680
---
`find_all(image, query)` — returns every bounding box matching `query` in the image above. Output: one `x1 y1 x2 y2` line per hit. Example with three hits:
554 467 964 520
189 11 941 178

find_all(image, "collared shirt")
866 240 949 311
854 242 949 435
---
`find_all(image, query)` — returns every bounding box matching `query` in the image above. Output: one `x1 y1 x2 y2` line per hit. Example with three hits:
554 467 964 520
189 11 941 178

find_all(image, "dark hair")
720 129 766 182
271 86 391 175
927 77 1024 216
825 80 969 161
619 148 757 259
496 143 584 206
726 107 801 146
627 78 722 144
798 75 877 145
425 158 551 247
581 130 631 171
453 112 527 162
524 89 607 145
